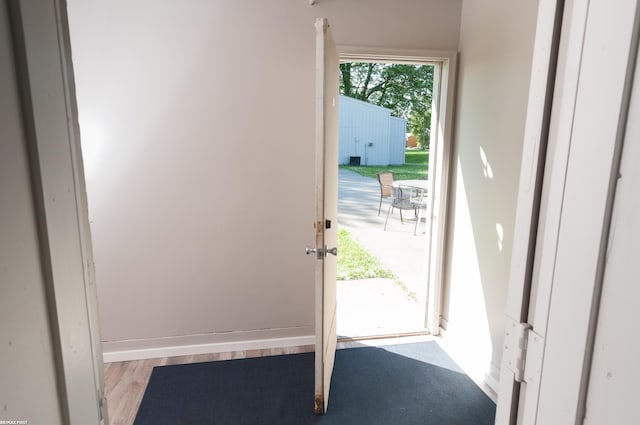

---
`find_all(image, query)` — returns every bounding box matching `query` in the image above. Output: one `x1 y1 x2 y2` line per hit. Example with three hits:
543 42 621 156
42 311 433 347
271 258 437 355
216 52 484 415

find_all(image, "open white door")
310 17 340 415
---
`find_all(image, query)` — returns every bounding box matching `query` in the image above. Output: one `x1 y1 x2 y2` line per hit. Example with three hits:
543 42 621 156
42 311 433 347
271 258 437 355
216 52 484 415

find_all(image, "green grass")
340 149 429 180
336 229 418 301
337 228 394 280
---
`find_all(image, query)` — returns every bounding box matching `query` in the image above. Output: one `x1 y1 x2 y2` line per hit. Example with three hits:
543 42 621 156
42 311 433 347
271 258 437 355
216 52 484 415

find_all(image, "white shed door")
312 17 339 415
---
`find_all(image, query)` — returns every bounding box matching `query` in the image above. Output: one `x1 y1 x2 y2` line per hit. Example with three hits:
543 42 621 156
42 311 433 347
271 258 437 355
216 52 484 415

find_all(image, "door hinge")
503 317 544 384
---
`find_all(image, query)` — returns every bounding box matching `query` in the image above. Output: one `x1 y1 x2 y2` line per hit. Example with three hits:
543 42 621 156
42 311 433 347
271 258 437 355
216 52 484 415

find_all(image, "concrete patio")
337 168 429 338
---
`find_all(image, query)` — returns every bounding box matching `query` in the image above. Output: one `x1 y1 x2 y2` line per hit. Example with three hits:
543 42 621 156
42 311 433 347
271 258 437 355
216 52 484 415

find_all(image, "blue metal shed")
338 95 407 166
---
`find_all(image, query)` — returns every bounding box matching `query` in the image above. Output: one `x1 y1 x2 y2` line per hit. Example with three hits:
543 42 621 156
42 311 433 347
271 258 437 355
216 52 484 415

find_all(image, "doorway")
334 48 457 340
336 61 432 338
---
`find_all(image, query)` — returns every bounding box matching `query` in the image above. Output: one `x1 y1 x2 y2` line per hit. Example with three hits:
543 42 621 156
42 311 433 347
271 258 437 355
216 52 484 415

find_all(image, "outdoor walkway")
337 168 429 337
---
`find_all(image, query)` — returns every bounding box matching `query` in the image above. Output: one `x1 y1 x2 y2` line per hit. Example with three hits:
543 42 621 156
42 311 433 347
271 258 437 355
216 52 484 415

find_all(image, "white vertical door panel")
534 0 639 423
0 4 64 423
8 1 106 423
495 0 565 422
425 61 443 333
500 0 640 424
314 17 339 415
511 2 591 422
582 40 640 425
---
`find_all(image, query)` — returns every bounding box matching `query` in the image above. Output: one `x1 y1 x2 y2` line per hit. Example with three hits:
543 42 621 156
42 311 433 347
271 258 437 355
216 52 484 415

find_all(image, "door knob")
306 246 337 258
306 247 323 259
325 246 338 256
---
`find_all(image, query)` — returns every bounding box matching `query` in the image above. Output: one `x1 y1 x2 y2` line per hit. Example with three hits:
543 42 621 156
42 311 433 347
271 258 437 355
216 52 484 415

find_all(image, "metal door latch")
306 246 338 258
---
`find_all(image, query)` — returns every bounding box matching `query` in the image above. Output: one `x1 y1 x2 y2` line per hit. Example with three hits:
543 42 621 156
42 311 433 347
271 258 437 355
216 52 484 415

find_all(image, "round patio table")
392 179 428 192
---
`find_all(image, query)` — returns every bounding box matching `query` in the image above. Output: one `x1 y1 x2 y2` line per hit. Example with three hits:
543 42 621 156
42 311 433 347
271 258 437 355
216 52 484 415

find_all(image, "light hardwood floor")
103 345 314 425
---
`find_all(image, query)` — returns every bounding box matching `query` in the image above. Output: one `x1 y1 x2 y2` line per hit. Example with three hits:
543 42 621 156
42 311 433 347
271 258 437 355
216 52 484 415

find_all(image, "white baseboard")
484 366 500 395
102 327 315 363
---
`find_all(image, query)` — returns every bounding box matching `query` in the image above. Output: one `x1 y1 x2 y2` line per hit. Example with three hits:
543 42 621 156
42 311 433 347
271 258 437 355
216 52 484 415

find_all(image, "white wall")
66 0 462 356
0 4 63 423
441 0 538 386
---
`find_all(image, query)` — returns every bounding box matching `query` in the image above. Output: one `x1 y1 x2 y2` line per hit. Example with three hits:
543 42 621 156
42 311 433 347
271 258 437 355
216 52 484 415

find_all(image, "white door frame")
528 0 639 423
337 46 457 335
8 1 106 423
495 0 566 421
496 0 640 423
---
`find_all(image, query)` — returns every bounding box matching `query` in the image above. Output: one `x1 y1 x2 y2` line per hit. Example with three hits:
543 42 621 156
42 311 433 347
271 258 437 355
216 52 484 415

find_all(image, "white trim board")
102 329 315 363
9 1 106 423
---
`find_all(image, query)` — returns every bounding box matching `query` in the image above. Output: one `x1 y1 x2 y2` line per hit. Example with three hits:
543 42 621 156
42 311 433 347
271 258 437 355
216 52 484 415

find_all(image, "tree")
339 63 434 148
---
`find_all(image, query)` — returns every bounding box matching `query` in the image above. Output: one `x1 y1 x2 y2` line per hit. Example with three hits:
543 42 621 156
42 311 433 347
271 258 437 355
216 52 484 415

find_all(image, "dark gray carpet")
133 341 496 425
